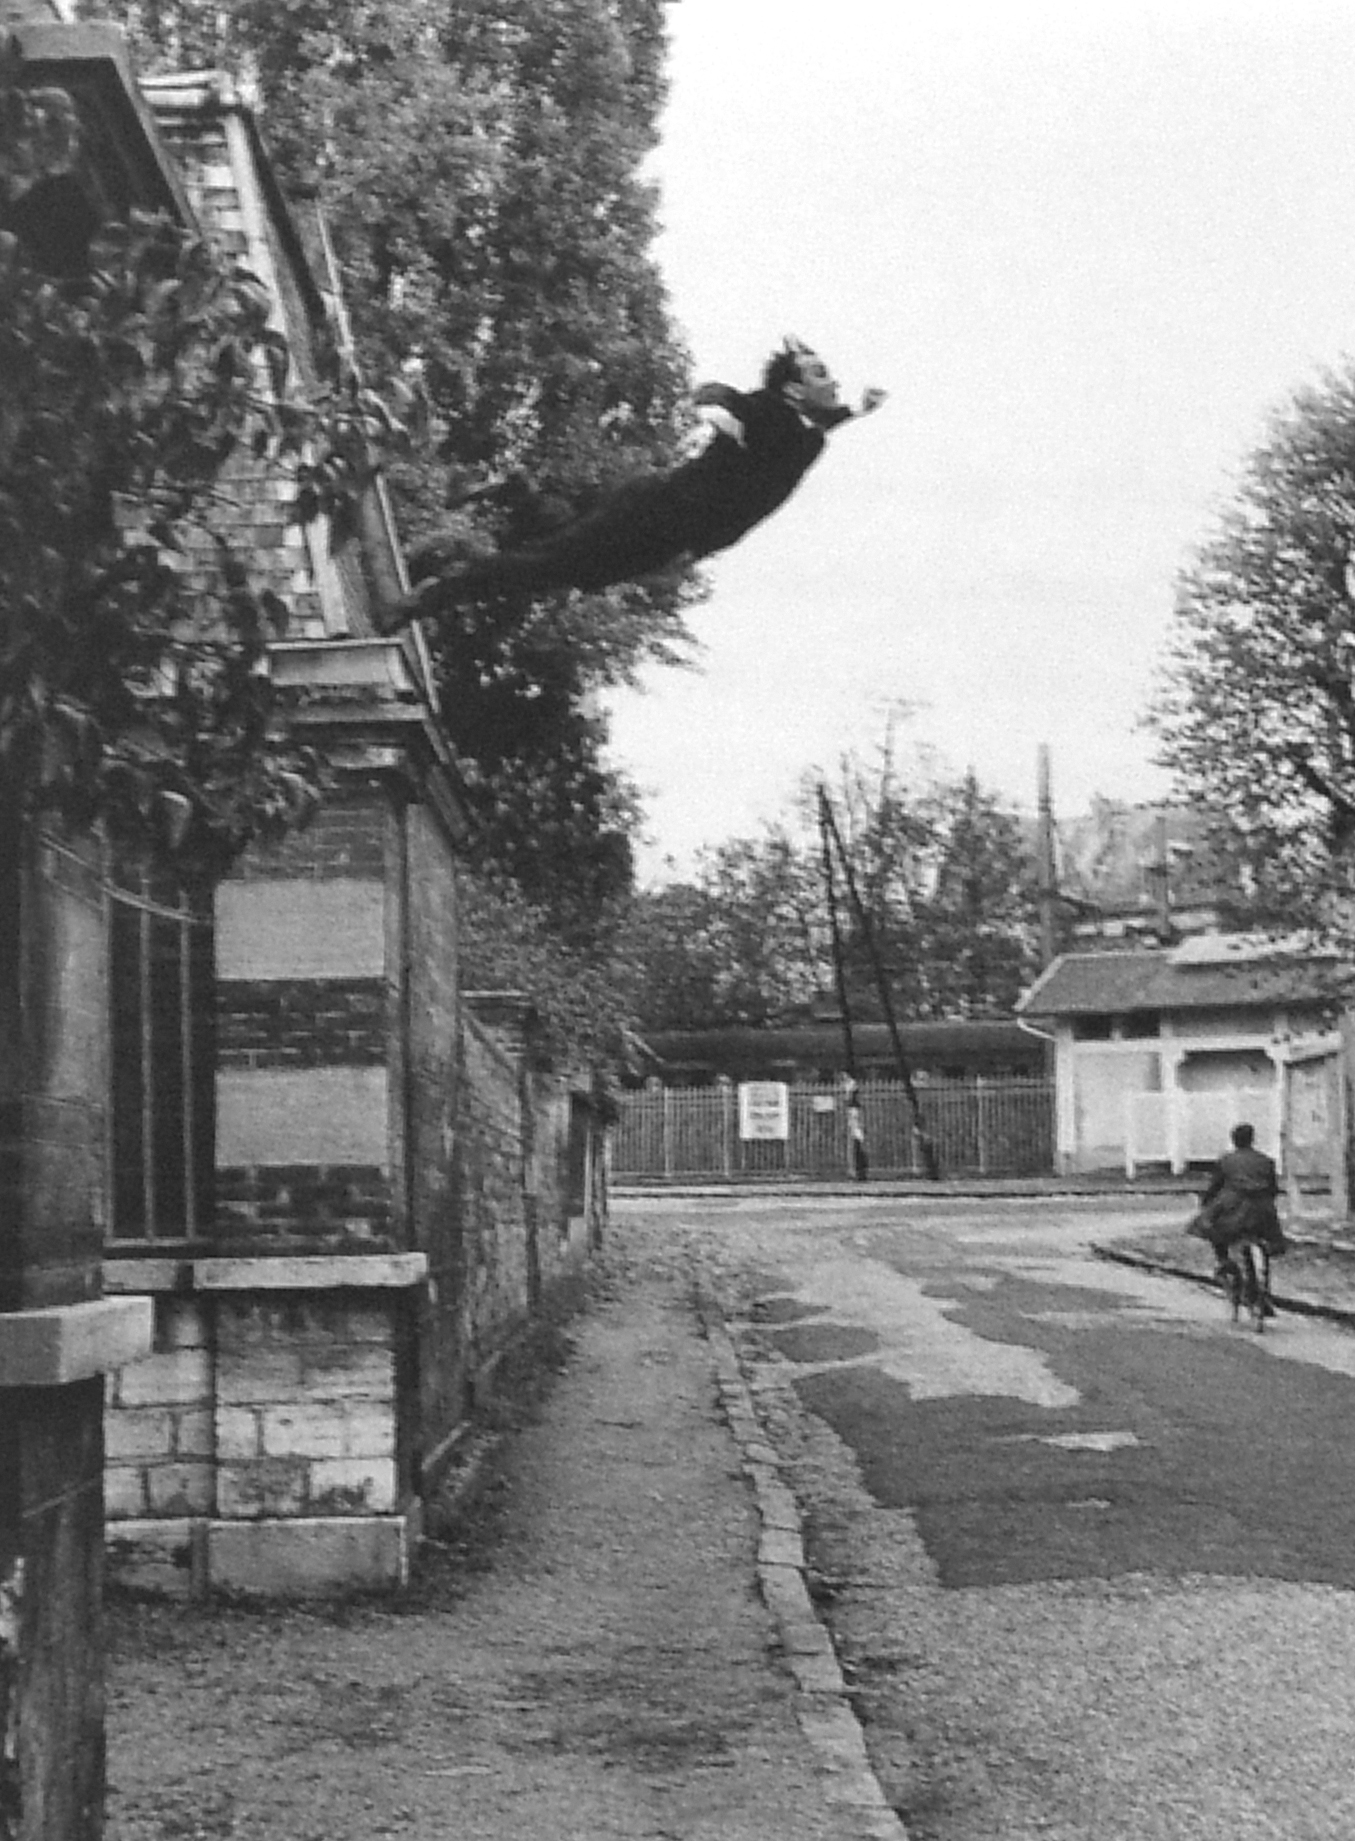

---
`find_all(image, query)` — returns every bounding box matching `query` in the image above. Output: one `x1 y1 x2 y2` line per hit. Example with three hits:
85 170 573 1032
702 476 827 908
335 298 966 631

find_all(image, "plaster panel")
216 1067 389 1167
216 878 386 980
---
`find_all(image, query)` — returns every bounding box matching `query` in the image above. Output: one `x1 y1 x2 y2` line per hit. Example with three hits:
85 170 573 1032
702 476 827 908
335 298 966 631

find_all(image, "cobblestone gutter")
694 1288 912 1841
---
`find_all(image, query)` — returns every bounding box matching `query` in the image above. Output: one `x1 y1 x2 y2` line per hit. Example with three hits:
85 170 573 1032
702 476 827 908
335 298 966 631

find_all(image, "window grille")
108 865 215 1243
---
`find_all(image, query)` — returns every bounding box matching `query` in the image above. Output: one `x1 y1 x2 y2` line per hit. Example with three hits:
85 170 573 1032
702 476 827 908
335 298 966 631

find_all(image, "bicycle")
1215 1237 1275 1332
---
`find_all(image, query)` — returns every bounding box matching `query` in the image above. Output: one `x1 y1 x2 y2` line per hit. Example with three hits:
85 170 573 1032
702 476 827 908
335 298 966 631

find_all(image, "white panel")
216 880 386 981
217 1067 388 1167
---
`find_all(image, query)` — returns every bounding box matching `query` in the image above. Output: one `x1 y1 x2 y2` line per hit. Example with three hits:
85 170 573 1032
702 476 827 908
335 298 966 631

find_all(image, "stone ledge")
0 1297 154 1386
193 1253 427 1290
103 1254 428 1293
104 1259 192 1294
107 1510 417 1597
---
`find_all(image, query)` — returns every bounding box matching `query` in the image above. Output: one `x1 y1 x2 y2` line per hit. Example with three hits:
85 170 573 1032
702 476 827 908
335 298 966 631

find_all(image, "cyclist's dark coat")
1197 1145 1285 1252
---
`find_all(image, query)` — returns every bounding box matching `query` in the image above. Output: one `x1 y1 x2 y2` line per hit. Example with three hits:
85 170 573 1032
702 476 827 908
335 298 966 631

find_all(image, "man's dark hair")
762 345 807 393
1231 1122 1255 1148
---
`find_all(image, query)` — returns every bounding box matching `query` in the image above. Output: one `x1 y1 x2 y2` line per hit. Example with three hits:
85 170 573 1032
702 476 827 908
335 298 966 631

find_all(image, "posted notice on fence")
738 1081 790 1141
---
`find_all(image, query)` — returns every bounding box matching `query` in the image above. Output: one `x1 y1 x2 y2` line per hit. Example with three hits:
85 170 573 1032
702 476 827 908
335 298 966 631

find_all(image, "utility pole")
1037 744 1059 968
817 785 940 1181
817 791 868 1179
1148 807 1172 943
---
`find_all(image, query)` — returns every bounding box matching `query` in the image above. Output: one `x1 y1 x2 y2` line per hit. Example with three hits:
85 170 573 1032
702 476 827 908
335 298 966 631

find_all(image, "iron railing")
613 1077 1055 1181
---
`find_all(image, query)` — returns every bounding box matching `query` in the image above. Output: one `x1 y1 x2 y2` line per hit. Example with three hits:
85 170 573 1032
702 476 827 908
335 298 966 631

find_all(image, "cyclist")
1194 1122 1288 1315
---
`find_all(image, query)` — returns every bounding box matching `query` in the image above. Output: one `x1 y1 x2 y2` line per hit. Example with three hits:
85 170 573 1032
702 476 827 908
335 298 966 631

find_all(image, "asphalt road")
622 1191 1355 1840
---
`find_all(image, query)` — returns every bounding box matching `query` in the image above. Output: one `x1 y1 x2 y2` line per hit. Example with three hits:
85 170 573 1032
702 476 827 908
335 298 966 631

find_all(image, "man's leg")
1238 1243 1259 1307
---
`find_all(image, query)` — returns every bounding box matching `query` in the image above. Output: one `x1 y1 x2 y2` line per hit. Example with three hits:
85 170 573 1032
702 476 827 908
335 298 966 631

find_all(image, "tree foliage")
455 867 640 1071
1147 363 1355 931
625 829 823 1030
0 43 420 868
89 0 701 921
625 737 1042 1032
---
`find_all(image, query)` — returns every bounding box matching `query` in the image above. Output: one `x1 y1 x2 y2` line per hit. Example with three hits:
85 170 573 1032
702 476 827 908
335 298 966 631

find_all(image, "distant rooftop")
1019 941 1342 1018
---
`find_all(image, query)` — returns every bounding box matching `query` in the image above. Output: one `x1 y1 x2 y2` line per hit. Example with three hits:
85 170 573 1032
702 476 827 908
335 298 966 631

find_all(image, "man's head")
1231 1122 1256 1149
763 337 841 420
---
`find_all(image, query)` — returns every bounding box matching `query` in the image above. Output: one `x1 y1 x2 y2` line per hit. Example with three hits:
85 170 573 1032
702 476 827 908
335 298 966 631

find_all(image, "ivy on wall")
0 40 422 870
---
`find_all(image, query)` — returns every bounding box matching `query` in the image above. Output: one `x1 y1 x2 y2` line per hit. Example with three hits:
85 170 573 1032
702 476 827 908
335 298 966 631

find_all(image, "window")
108 864 215 1242
1122 1012 1161 1038
1072 1015 1114 1041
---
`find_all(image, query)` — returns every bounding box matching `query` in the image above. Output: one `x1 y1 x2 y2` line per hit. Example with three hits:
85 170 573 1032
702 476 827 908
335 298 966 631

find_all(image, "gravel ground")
104 1228 848 1841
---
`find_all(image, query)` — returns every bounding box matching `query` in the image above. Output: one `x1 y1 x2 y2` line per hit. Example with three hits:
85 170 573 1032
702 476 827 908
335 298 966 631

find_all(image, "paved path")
630 1190 1355 1841
107 1238 897 1841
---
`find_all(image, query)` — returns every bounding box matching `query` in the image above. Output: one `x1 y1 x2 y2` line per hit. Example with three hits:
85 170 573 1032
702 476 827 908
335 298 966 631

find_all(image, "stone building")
5 44 606 1819
92 67 607 1597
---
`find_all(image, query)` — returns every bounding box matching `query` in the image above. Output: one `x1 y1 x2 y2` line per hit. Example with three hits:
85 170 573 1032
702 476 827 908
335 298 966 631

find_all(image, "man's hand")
858 386 888 416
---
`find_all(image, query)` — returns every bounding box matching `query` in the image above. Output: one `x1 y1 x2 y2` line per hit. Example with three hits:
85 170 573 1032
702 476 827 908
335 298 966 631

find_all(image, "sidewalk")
1091 1219 1355 1323
105 1241 904 1841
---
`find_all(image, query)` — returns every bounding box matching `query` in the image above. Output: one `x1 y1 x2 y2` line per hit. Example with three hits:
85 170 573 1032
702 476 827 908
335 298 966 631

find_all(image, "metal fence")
613 1078 1055 1181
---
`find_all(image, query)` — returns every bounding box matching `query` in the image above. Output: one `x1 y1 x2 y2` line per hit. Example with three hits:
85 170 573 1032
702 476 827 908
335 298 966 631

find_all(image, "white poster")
738 1081 790 1141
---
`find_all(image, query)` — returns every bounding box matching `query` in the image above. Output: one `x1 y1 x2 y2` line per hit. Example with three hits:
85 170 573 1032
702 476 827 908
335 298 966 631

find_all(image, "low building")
1018 935 1342 1174
638 1018 1048 1086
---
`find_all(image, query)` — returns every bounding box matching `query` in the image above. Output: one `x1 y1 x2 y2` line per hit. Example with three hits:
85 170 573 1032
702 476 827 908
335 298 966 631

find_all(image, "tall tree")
921 771 1042 1017
92 0 701 923
625 738 1042 1031
1147 362 1355 932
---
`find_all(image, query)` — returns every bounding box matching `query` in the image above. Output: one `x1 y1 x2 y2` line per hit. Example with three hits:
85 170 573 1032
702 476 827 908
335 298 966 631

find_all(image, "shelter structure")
1018 935 1341 1175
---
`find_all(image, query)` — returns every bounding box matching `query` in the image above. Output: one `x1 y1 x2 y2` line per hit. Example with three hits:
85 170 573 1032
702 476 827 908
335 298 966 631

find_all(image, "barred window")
108 866 215 1243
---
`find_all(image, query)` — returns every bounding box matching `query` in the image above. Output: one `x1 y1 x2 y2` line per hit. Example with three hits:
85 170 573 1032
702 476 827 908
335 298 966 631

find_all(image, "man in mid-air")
379 338 887 629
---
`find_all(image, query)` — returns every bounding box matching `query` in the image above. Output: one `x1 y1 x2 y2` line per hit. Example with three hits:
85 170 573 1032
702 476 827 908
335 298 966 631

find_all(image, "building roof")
1054 798 1234 916
1018 939 1342 1018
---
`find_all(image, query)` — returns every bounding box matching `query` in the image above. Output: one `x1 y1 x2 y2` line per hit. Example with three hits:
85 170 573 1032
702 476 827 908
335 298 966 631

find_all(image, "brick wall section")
215 1166 393 1245
105 1299 214 1520
218 980 388 1068
226 800 390 883
215 795 398 1248
451 1013 532 1384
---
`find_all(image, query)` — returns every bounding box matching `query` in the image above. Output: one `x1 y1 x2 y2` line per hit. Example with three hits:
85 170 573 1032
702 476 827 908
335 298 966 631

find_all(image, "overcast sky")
604 0 1355 883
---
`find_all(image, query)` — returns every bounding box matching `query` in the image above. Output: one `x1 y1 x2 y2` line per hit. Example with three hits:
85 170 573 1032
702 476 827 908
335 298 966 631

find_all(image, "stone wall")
104 1272 418 1597
415 992 604 1499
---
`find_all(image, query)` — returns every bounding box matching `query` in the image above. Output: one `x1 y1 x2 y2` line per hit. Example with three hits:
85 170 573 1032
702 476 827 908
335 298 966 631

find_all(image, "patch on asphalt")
749 1296 828 1325
1004 1430 1141 1453
764 1322 881 1364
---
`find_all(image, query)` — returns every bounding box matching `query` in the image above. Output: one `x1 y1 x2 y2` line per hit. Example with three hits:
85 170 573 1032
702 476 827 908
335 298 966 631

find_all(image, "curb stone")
1090 1242 1355 1329
693 1286 913 1841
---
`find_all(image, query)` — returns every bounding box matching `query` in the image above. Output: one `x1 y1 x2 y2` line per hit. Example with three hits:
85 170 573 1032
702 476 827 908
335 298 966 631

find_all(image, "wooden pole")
818 785 940 1181
1037 745 1058 968
818 789 867 1179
